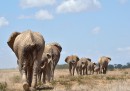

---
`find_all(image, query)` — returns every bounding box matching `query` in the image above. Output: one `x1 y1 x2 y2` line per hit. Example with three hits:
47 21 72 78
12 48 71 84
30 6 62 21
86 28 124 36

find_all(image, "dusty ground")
0 69 130 91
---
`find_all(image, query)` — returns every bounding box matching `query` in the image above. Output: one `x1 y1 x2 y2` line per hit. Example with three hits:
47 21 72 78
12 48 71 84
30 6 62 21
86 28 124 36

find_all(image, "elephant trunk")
70 60 75 64
50 61 54 80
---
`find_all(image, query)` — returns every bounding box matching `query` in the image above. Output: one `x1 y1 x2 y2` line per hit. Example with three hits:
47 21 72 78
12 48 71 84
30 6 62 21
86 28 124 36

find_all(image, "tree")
108 64 114 71
116 64 122 69
126 62 130 68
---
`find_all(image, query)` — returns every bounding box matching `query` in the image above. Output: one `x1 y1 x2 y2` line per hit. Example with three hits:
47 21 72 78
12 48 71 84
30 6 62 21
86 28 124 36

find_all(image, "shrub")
0 82 7 91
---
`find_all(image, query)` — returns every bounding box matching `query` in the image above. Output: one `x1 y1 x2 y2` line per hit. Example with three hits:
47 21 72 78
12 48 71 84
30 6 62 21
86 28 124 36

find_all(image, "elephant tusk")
41 65 45 69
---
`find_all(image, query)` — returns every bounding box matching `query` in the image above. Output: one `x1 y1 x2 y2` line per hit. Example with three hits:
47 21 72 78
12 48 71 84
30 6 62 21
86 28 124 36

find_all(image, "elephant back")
16 30 45 48
98 56 111 65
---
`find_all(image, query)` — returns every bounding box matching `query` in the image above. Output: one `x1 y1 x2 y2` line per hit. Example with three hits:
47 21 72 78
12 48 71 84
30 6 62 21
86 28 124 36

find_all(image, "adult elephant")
98 56 111 74
65 55 79 76
7 30 45 91
76 57 91 75
41 42 62 82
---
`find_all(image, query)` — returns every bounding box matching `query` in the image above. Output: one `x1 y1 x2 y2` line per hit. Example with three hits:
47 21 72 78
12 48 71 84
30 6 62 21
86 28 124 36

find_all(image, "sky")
0 0 130 69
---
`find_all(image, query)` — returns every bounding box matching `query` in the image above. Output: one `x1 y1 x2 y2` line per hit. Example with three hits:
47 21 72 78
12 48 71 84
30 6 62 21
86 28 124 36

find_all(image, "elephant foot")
23 82 29 91
29 87 36 91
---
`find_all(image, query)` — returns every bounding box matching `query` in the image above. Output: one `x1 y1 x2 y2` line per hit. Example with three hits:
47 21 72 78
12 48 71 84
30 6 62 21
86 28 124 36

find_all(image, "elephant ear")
76 56 79 62
87 58 91 62
93 62 96 65
107 57 111 61
46 53 51 59
65 56 69 63
7 32 20 51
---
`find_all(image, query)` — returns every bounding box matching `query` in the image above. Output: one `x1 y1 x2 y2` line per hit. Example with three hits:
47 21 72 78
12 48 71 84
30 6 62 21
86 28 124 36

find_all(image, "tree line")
56 62 130 70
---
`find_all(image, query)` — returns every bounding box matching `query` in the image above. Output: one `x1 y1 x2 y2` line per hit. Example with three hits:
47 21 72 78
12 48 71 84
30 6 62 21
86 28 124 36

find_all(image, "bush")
0 82 7 91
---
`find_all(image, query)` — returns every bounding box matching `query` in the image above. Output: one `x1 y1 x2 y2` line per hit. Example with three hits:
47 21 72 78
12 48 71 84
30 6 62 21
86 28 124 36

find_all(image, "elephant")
7 30 45 91
76 57 91 75
98 56 111 74
87 61 96 75
39 42 62 83
65 55 79 76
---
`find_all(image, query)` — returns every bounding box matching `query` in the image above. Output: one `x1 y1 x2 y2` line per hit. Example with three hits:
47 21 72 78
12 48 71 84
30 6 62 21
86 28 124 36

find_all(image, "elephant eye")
82 62 84 64
47 54 51 59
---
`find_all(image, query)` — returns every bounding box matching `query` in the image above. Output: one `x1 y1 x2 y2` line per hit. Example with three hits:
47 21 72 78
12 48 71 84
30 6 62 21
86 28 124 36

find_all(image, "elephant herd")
65 55 111 76
7 30 111 91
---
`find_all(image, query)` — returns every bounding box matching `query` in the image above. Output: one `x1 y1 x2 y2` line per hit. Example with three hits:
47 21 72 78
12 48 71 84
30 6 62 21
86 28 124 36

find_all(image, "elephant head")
65 55 79 64
65 55 79 76
7 30 45 91
98 56 111 74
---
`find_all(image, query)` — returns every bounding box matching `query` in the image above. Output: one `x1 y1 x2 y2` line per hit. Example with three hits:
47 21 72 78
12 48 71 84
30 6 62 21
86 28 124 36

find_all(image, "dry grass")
0 69 130 91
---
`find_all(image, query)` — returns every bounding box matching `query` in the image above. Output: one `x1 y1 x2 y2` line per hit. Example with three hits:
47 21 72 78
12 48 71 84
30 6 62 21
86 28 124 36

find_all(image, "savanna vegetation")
0 63 130 91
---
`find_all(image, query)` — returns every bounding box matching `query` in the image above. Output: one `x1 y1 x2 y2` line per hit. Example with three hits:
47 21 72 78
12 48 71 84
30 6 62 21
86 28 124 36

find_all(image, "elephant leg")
86 67 88 75
104 67 107 74
83 68 85 75
103 68 105 74
76 67 79 75
38 70 42 83
99 64 101 74
27 66 33 87
69 64 72 76
72 67 75 76
79 68 82 75
99 66 102 74
47 65 51 82
42 70 46 84
52 69 54 81
32 60 38 89
92 69 94 74
22 61 30 91
105 68 107 74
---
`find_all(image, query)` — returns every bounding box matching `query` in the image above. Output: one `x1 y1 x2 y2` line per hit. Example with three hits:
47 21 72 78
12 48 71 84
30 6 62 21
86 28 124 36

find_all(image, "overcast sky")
0 0 130 69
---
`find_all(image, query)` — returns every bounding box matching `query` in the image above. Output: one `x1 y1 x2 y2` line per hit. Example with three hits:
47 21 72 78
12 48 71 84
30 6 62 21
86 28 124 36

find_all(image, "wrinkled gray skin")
98 56 111 74
87 61 95 75
76 58 91 75
65 55 79 76
39 43 62 83
7 30 45 91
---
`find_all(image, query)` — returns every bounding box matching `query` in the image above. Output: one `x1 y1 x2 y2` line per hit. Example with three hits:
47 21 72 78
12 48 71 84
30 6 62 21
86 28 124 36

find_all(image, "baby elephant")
87 61 96 75
94 63 100 74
